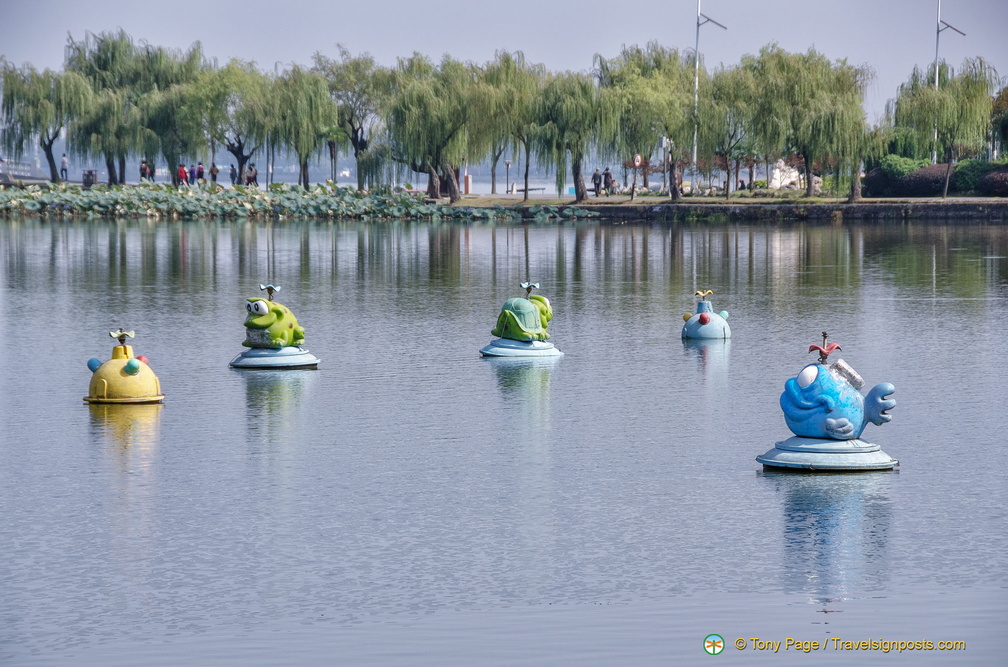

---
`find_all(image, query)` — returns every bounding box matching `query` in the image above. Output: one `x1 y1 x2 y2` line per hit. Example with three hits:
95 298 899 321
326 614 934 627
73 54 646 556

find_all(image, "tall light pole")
505 160 511 194
931 0 965 163
692 0 726 191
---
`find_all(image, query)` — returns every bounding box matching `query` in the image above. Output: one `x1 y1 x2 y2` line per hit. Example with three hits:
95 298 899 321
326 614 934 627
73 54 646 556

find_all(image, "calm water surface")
1 218 1006 665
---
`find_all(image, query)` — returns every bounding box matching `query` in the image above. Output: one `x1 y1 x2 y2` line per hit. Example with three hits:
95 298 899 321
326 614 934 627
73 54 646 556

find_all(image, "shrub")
977 169 1008 196
953 159 1001 193
863 163 950 197
897 163 950 196
862 167 890 196
879 154 929 179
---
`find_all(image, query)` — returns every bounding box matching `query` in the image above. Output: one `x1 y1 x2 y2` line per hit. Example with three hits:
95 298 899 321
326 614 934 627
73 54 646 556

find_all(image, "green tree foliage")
595 43 693 200
200 60 272 182
698 64 756 199
313 46 391 190
386 55 476 202
536 71 614 203
749 44 871 197
273 65 336 189
65 30 207 184
0 63 91 181
480 51 546 199
893 57 998 197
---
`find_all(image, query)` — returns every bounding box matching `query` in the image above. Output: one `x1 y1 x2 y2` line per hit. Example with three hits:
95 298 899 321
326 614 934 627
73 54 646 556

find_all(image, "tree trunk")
328 140 337 183
40 135 59 182
748 163 755 191
490 143 504 195
803 152 814 197
105 155 117 186
118 155 126 185
669 160 681 202
426 166 440 199
847 163 862 203
442 164 461 203
942 161 953 199
571 154 587 203
300 159 310 189
523 142 532 202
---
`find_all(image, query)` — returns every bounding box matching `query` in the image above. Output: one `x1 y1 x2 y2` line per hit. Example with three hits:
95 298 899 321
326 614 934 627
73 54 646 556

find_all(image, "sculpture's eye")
246 302 253 313
248 300 269 315
797 364 819 388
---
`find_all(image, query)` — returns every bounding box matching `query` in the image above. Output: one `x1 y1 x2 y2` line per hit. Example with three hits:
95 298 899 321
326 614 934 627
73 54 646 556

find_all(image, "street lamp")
692 0 726 192
931 0 965 163
505 160 511 194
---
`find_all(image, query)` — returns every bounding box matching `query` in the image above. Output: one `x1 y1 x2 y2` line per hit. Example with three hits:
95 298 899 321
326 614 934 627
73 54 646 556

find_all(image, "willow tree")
273 65 335 189
697 64 756 199
596 43 693 201
313 46 391 190
480 51 546 199
141 82 207 186
0 64 91 182
892 57 998 197
535 71 612 203
749 44 871 197
199 59 271 182
386 54 475 202
66 30 207 183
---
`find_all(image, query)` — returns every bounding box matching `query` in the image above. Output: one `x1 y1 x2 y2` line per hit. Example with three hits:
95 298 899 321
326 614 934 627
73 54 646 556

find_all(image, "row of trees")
2 30 1005 202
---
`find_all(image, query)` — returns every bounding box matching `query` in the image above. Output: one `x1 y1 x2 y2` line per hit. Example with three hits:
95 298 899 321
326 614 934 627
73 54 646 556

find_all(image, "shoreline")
2 182 1007 222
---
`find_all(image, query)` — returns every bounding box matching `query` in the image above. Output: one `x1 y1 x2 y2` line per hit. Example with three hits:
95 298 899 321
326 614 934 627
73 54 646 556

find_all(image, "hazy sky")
2 0 1006 123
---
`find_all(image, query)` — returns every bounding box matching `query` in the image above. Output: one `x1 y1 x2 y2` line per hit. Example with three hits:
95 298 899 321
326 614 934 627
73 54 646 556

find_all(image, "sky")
1 0 1006 125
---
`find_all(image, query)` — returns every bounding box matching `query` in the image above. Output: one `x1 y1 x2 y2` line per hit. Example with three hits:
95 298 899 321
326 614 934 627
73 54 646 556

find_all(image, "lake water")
1 218 1006 665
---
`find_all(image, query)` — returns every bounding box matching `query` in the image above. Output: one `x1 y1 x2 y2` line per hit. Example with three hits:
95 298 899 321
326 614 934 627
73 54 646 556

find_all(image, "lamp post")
931 0 965 164
692 0 726 193
505 160 511 194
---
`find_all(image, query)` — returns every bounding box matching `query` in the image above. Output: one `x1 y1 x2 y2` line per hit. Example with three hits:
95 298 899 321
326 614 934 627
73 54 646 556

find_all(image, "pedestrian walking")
591 168 602 197
60 154 68 181
229 164 237 186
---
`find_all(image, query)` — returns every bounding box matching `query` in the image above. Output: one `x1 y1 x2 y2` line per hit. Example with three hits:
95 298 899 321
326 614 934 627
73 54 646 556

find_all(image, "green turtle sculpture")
481 282 563 357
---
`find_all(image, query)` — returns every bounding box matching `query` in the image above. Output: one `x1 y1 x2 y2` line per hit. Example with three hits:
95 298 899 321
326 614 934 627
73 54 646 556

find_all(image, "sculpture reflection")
682 338 731 380
766 471 893 608
241 370 316 444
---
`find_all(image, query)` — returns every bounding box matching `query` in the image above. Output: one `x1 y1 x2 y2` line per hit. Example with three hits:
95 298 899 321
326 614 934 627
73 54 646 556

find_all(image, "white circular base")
229 346 320 369
757 436 898 471
479 338 563 358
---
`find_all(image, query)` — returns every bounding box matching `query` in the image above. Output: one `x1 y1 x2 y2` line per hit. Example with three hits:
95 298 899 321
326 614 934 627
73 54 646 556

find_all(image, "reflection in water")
682 338 731 380
765 472 893 608
87 403 163 465
239 369 316 444
487 357 559 423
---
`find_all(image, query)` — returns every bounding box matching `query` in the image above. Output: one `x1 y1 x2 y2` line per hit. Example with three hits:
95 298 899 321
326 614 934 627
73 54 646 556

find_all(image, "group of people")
172 161 222 187
591 167 616 197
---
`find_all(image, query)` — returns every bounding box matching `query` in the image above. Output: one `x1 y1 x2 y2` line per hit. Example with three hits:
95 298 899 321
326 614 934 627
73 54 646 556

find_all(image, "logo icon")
704 634 725 655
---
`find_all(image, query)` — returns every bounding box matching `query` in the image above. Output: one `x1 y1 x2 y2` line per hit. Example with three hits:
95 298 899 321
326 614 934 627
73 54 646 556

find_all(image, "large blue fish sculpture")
779 340 895 440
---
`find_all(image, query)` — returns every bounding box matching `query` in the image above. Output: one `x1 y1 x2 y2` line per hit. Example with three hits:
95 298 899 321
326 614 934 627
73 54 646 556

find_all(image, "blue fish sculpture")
780 358 895 440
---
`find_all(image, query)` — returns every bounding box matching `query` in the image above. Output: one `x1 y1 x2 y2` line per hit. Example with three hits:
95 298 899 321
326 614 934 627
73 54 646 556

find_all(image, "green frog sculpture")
481 282 563 357
229 284 320 369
